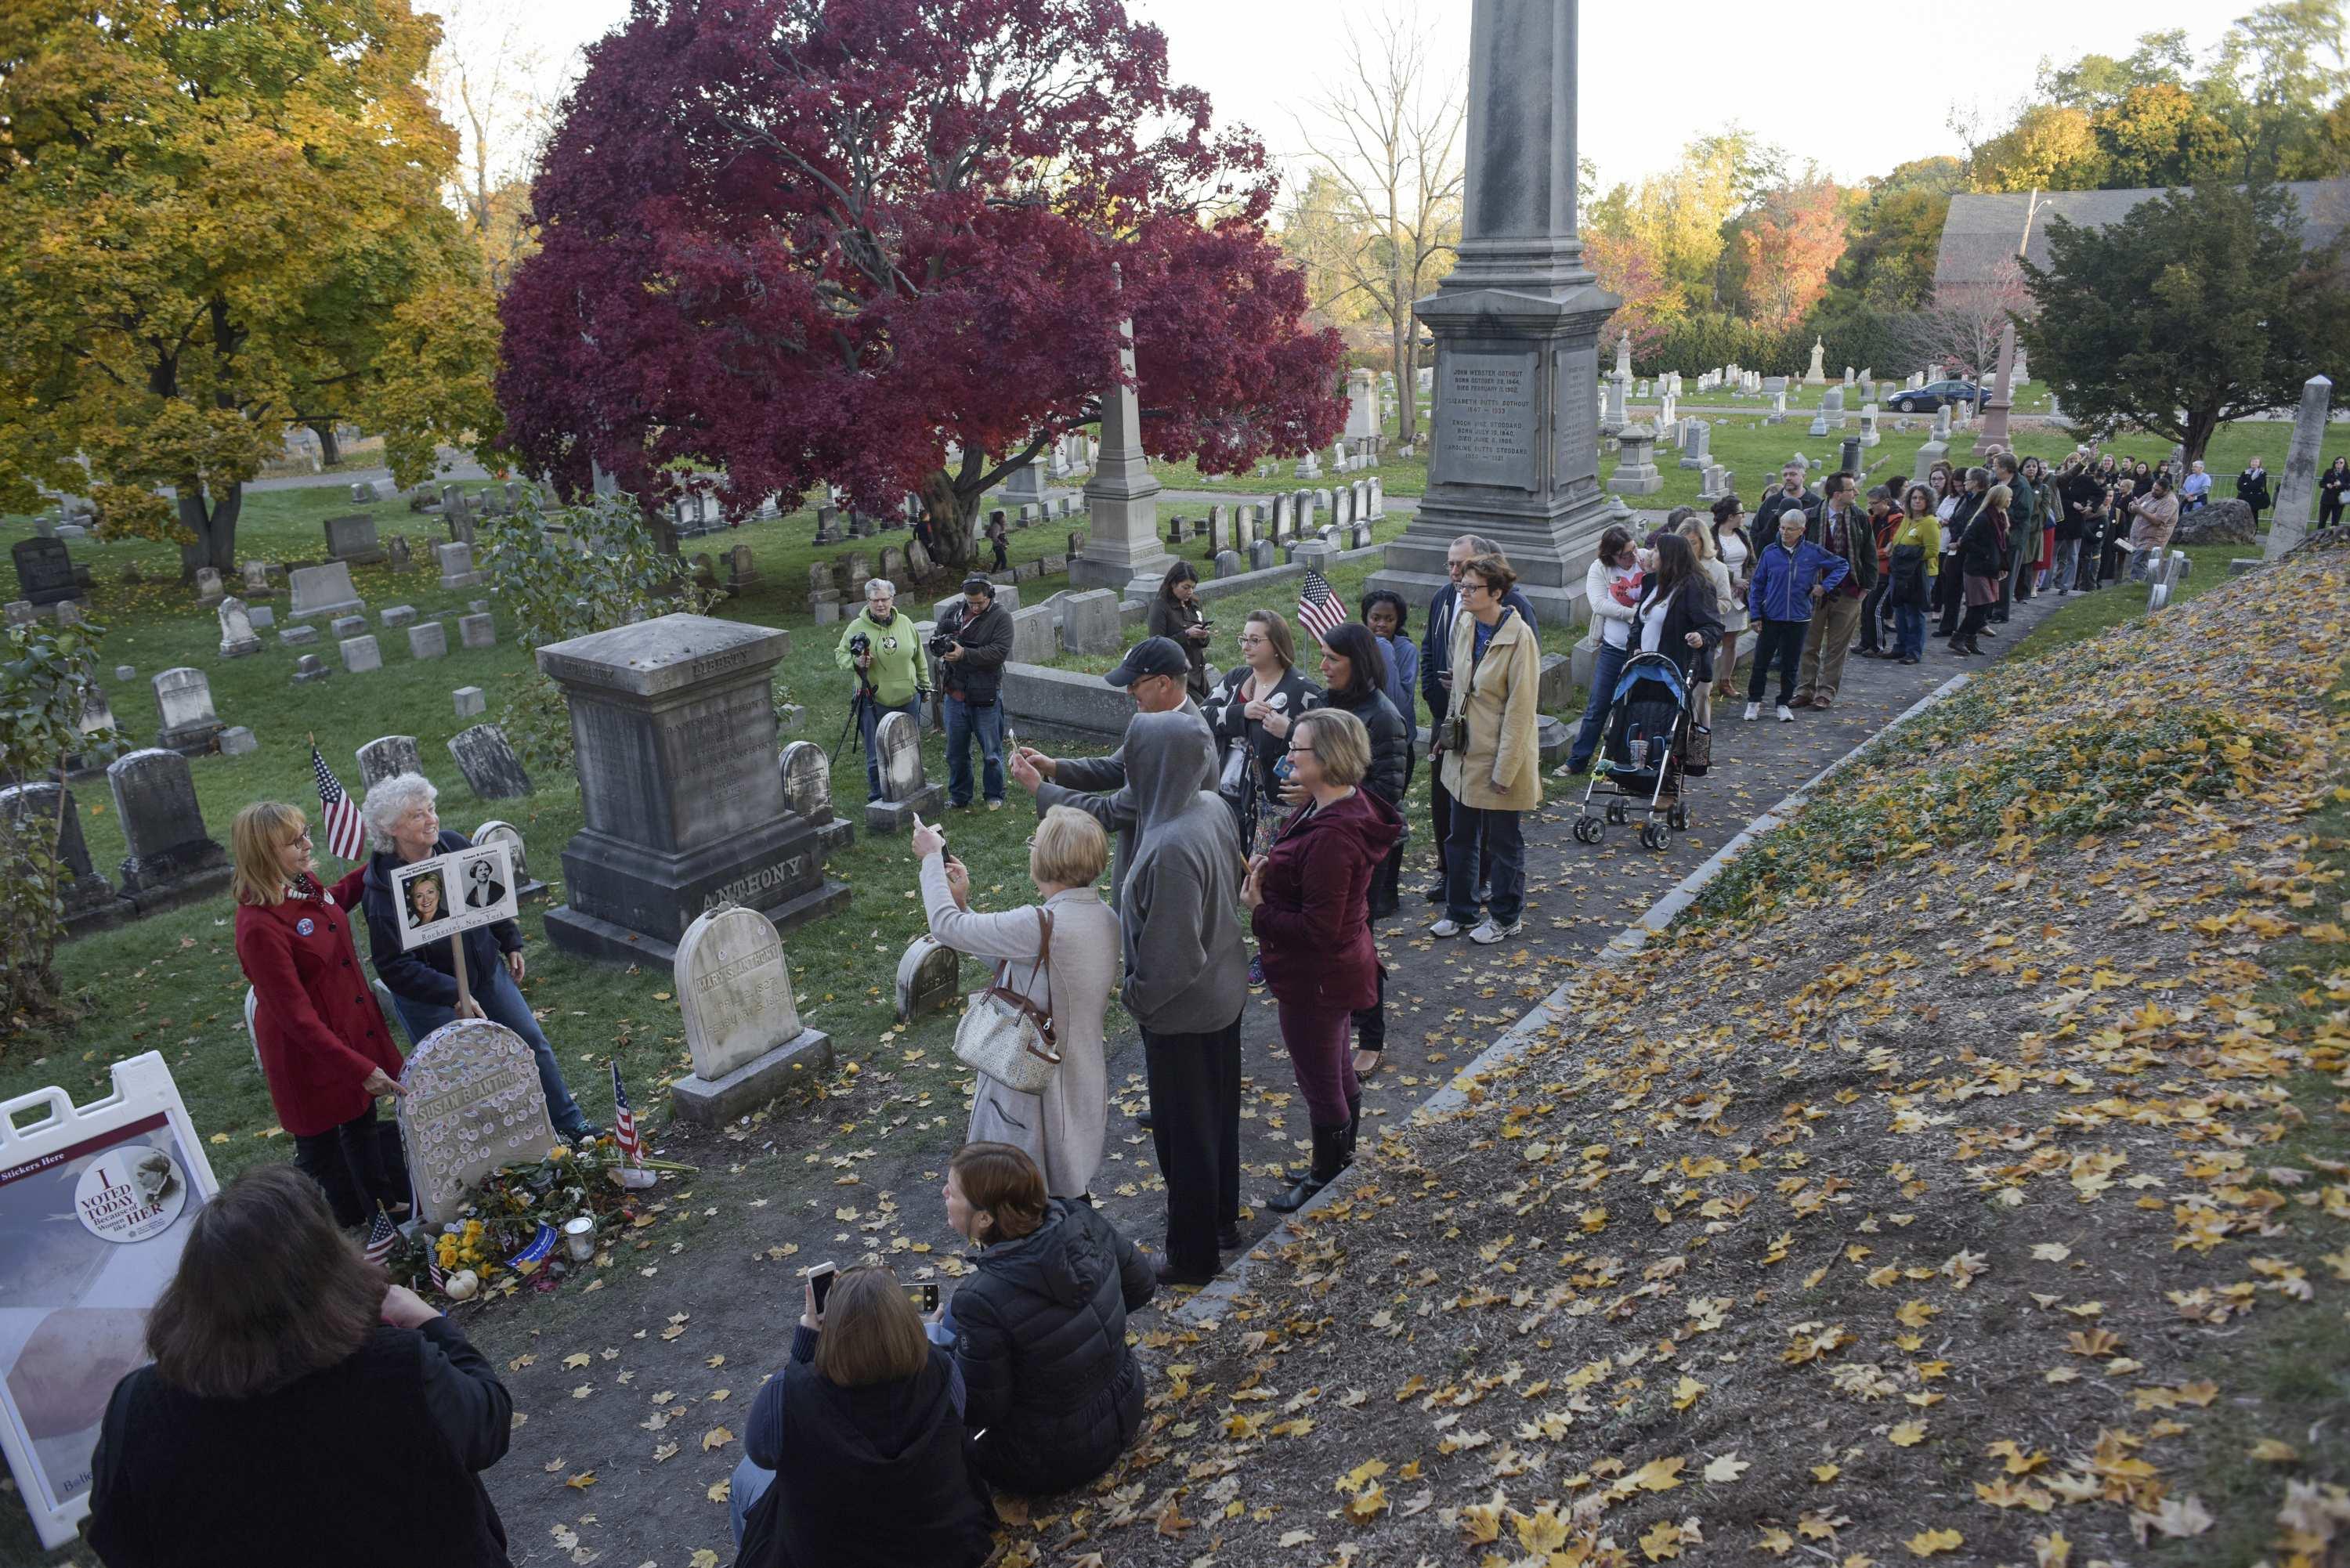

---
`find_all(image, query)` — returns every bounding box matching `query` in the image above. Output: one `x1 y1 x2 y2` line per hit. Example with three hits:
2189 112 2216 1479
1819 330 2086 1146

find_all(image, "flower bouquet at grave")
396 1135 697 1300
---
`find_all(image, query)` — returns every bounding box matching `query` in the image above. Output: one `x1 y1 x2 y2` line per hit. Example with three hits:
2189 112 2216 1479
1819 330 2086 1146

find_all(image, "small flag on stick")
610 1060 642 1166
363 1206 398 1266
310 743 367 862
1296 568 1346 645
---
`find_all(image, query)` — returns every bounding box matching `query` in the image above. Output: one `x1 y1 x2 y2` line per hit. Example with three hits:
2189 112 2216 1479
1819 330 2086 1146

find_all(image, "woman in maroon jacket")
1242 707 1402 1213
230 802 410 1229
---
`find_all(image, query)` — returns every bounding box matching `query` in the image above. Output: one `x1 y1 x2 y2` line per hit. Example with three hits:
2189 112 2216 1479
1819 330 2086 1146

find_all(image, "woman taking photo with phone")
936 1143 1155 1495
731 1266 992 1568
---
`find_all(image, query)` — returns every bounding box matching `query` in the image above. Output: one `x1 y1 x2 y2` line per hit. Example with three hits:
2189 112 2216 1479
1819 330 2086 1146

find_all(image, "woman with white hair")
357 772 597 1143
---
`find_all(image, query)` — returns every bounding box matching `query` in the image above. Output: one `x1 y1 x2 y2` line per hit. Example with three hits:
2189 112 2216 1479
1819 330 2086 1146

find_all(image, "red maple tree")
497 0 1346 567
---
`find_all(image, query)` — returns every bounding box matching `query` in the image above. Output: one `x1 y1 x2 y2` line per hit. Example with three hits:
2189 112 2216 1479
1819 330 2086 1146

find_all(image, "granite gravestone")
217 598 262 659
397 1020 562 1224
668 906 834 1126
778 739 852 856
286 562 365 622
408 622 448 660
469 820 545 899
242 561 273 597
357 734 424 789
292 654 331 685
12 538 78 607
864 709 942 833
152 668 223 754
107 748 230 911
894 936 962 1023
536 614 848 965
324 514 386 566
342 634 382 674
1058 589 1121 655
2267 374 2334 559
0 781 122 931
436 541 481 591
447 723 532 800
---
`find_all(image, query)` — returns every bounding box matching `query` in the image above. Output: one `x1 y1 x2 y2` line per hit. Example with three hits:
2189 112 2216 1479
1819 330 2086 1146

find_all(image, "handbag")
950 908 1061 1095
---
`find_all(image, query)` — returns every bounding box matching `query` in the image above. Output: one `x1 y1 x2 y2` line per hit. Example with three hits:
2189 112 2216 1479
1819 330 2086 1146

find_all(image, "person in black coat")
358 771 595 1141
2238 457 2273 524
937 575 1016 809
733 1265 993 1568
940 1143 1153 1494
89 1165 513 1568
2322 457 2349 529
1627 533 1724 685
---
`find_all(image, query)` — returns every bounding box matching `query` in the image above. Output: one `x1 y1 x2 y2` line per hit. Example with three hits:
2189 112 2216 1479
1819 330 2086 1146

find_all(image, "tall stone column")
1365 0 1630 625
1979 320 2017 446
2266 374 2333 558
1068 312 1177 599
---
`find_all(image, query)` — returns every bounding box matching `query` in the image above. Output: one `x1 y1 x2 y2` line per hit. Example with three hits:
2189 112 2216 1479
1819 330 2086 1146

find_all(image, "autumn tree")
1277 168 1382 332
428 0 557 291
1582 233 1676 359
0 0 501 577
1587 128 1782 313
1828 158 1964 313
1293 5 1465 445
500 0 1345 570
1727 179 1850 331
2021 180 2350 462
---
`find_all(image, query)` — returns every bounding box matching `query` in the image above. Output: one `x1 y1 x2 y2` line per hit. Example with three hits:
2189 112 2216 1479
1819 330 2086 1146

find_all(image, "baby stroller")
1571 652 1694 852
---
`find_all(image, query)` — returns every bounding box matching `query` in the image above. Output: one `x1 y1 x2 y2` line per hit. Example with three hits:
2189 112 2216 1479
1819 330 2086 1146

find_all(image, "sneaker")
1777 704 1796 722
1247 953 1265 986
1429 918 1466 938
1743 702 1761 721
1468 917 1523 945
985 799 1003 811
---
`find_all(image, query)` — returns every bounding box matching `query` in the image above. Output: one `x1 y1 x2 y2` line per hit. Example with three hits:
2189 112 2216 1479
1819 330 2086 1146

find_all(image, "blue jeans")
858 695 924 802
1446 803 1524 927
388 966 591 1138
942 695 1004 805
1567 640 1629 773
731 1454 773 1548
1893 603 1925 659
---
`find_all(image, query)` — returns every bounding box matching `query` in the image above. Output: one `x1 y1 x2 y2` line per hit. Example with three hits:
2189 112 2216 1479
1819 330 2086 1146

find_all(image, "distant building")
1932 179 2350 294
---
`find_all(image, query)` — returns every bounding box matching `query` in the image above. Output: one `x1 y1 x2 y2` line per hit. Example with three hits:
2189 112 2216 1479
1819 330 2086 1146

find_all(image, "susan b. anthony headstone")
667 906 833 1126
398 1019 562 1223
469 819 545 898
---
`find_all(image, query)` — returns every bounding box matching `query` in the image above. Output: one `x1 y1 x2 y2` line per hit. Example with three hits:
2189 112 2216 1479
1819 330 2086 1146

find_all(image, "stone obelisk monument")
1366 0 1630 625
2266 373 2333 559
1978 320 2017 446
1068 306 1177 600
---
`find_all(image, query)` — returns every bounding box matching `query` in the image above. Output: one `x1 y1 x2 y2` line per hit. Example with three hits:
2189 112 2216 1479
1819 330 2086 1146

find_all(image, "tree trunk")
309 420 342 468
175 483 243 580
2180 404 2224 467
922 470 978 572
1392 309 1416 446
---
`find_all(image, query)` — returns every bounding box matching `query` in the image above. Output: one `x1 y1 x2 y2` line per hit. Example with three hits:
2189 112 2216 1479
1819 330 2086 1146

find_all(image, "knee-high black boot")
1265 1123 1350 1213
1343 1094 1361 1164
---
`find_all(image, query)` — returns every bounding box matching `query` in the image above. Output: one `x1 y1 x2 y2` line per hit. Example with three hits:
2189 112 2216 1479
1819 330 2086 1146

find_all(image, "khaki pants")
1795 594 1863 704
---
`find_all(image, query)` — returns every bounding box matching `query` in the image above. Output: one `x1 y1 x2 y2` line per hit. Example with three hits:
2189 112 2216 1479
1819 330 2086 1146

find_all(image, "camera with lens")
927 630 958 657
848 632 871 657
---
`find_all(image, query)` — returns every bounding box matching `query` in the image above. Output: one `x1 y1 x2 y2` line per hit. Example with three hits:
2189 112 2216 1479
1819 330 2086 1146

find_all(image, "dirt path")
465 591 2071 1568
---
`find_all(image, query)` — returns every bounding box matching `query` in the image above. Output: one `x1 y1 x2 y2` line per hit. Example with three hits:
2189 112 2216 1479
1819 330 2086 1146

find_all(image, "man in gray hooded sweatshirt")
1116 708 1249 1286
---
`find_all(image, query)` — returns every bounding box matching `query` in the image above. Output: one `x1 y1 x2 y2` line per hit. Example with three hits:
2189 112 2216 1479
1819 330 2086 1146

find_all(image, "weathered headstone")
107 748 230 910
152 668 222 755
436 541 480 591
457 612 495 649
1213 548 1244 578
470 819 544 898
1678 419 1711 471
293 654 331 685
1249 538 1277 571
12 537 78 607
241 561 273 597
386 534 414 573
286 561 363 622
219 726 258 757
381 604 418 629
895 935 963 1022
330 613 367 640
2267 373 2334 559
777 739 851 856
217 598 262 659
452 685 485 717
668 907 833 1126
409 621 448 660
1058 589 1122 656
247 603 276 630
356 734 424 790
279 625 320 648
864 708 941 833
341 634 382 674
193 567 225 609
447 724 531 800
323 514 386 566
0 781 121 931
537 615 848 963
399 1020 562 1223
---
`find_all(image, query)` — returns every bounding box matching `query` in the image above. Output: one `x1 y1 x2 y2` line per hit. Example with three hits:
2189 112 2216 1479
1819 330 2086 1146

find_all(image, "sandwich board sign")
0 1053 219 1548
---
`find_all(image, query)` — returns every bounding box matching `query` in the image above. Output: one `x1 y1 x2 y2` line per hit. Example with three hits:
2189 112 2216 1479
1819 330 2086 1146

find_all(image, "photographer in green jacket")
834 577 932 803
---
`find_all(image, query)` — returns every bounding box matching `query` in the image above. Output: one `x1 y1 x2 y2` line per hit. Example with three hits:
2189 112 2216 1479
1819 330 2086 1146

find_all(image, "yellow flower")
548 1144 571 1162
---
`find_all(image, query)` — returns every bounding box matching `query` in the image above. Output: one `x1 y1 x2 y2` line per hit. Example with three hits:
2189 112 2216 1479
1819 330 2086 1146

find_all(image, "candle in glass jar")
562 1216 595 1262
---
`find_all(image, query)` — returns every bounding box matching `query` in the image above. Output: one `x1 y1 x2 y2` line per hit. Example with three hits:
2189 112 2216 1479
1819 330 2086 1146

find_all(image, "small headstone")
894 936 963 1022
13 537 78 607
452 685 486 717
398 1020 562 1223
323 514 385 566
668 909 833 1127
729 544 761 592
107 748 230 905
356 735 424 789
1058 589 1121 655
278 624 320 648
293 653 331 685
864 709 941 833
779 739 832 822
447 723 530 800
0 781 118 927
114 665 136 681
242 561 273 597
247 604 276 629
409 621 448 661
1249 539 1276 571
330 613 367 639
152 667 222 754
386 535 414 573
458 612 495 649
470 819 542 897
217 598 262 659
194 566 225 608
380 605 418 629
219 726 257 757
1213 549 1244 578
342 634 381 674
284 561 363 621
436 541 480 591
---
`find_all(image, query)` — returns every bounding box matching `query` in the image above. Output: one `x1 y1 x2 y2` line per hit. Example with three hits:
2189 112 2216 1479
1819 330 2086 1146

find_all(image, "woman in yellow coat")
1432 553 1541 945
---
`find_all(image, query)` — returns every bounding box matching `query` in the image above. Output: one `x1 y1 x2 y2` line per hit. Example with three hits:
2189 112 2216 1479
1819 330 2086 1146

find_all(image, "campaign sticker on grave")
392 839 516 950
0 1055 219 1549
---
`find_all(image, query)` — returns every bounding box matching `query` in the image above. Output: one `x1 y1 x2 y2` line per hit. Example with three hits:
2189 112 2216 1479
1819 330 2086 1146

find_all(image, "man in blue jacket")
1743 509 1849 722
1419 534 1536 903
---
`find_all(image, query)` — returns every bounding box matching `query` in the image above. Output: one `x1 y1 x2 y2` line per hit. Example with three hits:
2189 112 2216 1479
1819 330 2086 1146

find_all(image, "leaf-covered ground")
994 538 2350 1568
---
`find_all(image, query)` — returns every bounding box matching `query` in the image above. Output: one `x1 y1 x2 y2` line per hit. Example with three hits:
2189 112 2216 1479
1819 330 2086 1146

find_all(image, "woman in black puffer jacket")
942 1143 1154 1495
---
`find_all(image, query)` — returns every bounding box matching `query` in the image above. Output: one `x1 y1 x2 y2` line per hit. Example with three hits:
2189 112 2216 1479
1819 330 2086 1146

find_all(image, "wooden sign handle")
450 930 472 1014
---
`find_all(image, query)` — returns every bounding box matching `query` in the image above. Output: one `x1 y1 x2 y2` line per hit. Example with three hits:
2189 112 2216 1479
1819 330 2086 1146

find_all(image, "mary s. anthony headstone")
469 820 545 899
357 734 424 790
447 723 532 801
865 709 942 833
536 614 848 965
894 936 962 1023
668 905 833 1126
779 739 853 856
107 748 230 912
2266 374 2333 560
0 781 124 931
397 1019 562 1223
152 668 223 755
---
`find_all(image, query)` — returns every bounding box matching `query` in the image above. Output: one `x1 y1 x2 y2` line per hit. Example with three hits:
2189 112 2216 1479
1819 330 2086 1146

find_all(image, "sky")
426 0 2246 196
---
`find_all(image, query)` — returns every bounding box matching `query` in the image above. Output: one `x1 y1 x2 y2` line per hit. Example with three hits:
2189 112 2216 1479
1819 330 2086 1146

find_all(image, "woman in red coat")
1242 707 1401 1215
231 802 410 1229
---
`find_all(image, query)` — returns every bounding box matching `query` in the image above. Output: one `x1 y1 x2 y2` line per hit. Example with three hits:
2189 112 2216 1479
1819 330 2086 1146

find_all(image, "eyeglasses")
1459 580 1488 596
1238 634 1268 646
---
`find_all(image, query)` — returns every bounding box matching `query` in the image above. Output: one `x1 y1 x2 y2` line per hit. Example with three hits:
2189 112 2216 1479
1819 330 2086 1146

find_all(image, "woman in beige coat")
914 807 1119 1198
1433 553 1541 945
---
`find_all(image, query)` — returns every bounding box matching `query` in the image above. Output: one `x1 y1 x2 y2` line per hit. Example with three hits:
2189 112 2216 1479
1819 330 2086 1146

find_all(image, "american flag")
310 746 367 862
425 1238 447 1294
1296 569 1346 645
363 1205 398 1266
610 1060 642 1165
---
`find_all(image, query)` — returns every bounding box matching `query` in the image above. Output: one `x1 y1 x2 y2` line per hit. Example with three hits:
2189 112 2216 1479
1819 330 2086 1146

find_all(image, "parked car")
1889 379 1981 414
